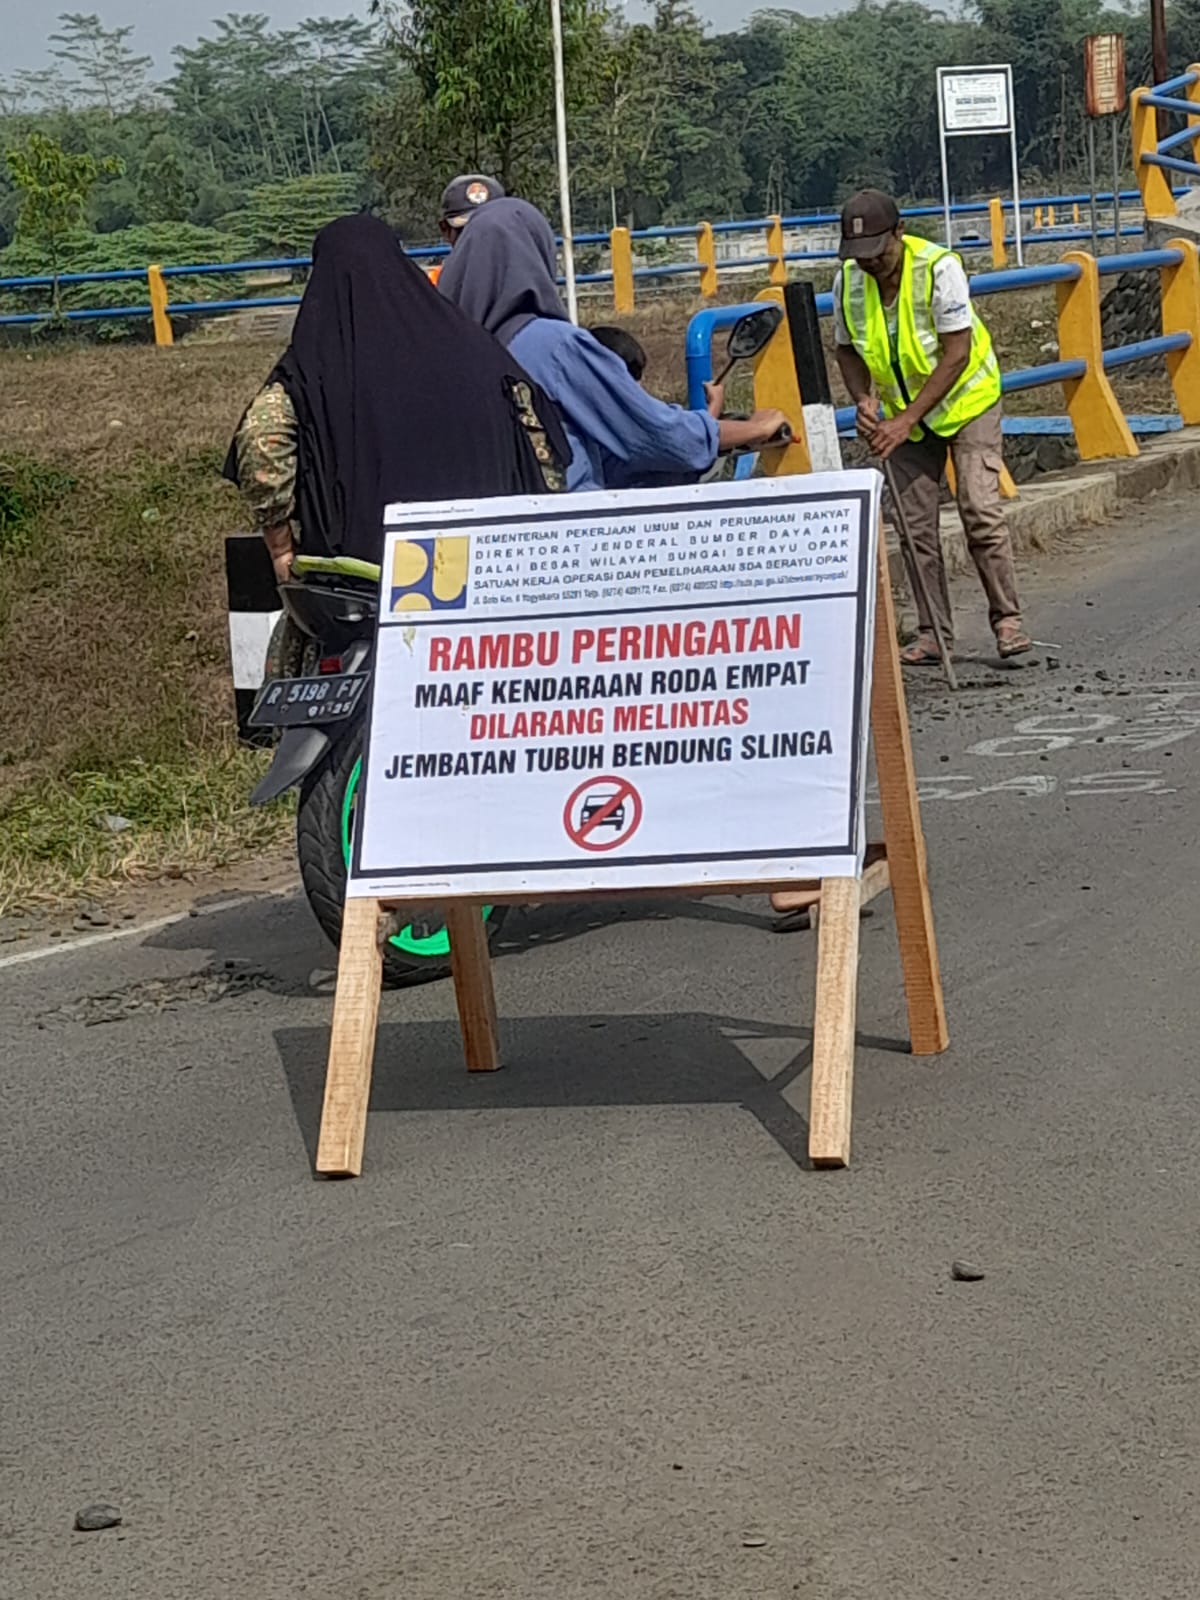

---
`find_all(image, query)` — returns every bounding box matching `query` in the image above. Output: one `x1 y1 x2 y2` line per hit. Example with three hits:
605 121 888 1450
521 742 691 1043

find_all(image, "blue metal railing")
165 295 306 317
159 256 306 277
685 262 1088 411
0 265 149 289
1148 69 1200 97
0 183 1174 333
1103 333 1190 370
0 304 151 327
1143 151 1200 179
1140 71 1200 183
685 248 1189 452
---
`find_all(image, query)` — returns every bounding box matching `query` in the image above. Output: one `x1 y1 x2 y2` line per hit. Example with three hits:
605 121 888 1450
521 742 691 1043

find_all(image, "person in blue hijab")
438 198 787 492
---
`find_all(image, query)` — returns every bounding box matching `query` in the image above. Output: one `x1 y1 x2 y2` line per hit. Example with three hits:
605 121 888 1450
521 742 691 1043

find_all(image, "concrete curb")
888 426 1200 592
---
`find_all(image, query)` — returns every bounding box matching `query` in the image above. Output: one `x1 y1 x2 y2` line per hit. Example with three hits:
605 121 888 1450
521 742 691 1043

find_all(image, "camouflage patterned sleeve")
509 380 567 493
234 382 298 528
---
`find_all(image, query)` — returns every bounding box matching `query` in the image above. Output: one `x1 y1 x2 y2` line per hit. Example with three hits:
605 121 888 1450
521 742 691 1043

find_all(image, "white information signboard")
936 63 1023 266
347 473 880 901
940 70 1011 133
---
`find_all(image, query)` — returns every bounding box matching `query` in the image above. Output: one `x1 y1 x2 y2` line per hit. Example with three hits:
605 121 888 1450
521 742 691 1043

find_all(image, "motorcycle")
236 306 789 986
241 551 508 988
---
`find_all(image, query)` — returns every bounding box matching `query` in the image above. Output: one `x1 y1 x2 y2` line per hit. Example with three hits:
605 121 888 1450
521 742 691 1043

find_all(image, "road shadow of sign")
274 1011 908 1174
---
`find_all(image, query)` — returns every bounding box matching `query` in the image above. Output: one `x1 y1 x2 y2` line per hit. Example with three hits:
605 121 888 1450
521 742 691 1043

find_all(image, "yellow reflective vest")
839 235 1001 438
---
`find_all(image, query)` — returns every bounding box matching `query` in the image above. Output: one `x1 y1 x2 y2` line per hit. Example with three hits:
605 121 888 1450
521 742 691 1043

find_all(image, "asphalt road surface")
3 495 1200 1599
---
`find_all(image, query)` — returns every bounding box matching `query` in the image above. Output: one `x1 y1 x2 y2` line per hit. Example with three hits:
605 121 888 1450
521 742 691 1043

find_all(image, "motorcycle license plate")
249 672 369 729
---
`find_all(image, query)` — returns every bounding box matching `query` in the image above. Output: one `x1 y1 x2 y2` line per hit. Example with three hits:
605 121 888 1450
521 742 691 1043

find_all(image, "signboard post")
549 0 578 322
937 65 1023 267
315 473 948 1178
1085 34 1128 255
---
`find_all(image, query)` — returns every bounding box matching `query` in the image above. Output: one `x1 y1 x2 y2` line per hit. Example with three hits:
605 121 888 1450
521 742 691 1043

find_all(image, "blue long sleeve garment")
508 318 719 492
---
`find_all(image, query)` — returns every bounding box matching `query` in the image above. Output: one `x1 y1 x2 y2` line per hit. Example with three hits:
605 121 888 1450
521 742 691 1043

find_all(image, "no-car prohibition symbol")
563 775 643 853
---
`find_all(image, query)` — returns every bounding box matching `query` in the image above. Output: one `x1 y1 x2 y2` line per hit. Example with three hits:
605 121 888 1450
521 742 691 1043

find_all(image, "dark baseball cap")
440 174 505 228
838 190 901 259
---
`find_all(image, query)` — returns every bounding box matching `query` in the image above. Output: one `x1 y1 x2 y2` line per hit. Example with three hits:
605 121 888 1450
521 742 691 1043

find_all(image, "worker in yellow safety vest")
835 189 1030 662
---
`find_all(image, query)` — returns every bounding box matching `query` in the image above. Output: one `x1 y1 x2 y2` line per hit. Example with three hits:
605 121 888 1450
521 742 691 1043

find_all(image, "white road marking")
0 888 296 973
868 769 1176 805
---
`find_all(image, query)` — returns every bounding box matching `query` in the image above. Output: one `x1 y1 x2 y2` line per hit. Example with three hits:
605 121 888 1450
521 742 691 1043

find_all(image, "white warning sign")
348 472 881 898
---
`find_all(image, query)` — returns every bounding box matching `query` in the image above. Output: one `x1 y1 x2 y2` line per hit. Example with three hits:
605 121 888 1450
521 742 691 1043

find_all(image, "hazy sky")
4 0 842 77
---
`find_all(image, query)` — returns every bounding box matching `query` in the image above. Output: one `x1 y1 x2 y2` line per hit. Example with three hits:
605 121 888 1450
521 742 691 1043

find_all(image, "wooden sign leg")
870 535 949 1056
445 903 502 1073
315 895 385 1178
809 875 863 1166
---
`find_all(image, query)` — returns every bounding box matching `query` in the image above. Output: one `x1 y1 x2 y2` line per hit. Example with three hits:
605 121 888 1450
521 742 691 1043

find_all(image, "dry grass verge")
0 340 293 911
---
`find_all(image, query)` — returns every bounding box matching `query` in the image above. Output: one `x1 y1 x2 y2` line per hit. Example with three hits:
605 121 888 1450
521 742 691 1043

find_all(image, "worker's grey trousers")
888 403 1022 645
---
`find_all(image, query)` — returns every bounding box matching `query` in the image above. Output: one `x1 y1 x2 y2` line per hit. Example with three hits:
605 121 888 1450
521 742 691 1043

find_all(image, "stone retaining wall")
1100 268 1162 365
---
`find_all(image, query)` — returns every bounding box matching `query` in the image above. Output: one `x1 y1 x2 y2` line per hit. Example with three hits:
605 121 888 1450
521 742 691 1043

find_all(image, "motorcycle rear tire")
296 727 509 989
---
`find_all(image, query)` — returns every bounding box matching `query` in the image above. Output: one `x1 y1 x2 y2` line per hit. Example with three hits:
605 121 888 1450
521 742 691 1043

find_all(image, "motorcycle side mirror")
724 304 783 364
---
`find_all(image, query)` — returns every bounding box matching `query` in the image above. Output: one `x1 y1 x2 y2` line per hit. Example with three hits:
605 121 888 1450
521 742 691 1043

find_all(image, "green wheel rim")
340 755 492 958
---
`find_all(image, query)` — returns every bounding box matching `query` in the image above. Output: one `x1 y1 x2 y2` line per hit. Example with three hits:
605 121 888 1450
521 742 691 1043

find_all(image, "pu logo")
390 536 470 612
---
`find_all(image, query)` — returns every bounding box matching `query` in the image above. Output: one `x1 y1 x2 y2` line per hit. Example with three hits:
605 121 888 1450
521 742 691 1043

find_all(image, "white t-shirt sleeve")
931 254 973 333
831 265 852 345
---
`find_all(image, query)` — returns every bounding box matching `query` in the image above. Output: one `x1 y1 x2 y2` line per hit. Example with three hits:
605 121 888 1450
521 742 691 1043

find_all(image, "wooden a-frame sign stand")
315 534 949 1178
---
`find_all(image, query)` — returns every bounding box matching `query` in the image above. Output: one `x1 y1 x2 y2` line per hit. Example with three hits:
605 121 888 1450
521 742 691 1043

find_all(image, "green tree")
136 138 194 222
167 12 380 199
969 0 1123 181
49 12 152 119
220 171 366 255
0 0 1190 298
0 221 248 338
371 0 610 223
575 1 747 228
6 66 74 115
285 18 381 174
4 129 122 311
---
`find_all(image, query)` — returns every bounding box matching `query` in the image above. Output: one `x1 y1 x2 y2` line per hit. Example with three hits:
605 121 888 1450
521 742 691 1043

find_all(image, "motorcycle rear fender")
250 726 334 805
249 639 372 805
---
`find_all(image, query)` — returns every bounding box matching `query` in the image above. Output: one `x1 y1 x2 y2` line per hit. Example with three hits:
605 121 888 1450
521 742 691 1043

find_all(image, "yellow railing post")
1056 250 1137 458
1184 63 1200 173
610 226 634 314
147 263 173 348
1132 86 1176 219
1187 61 1200 125
945 455 1017 502
1074 203 1081 224
1161 238 1200 423
696 221 718 298
1048 203 1056 227
1034 205 1043 230
766 214 787 287
750 286 811 475
989 197 1008 268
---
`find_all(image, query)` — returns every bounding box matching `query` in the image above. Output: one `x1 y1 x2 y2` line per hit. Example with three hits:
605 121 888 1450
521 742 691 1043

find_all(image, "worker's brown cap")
839 190 901 260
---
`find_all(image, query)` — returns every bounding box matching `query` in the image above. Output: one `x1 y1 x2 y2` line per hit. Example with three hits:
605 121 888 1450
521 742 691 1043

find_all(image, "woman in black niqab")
225 213 567 566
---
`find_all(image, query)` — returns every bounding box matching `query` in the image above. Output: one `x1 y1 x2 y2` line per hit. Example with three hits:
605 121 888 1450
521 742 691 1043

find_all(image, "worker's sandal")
899 632 944 666
994 619 1032 658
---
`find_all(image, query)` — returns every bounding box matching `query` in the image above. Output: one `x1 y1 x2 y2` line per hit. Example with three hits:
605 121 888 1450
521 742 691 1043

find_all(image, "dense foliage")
0 0 1194 307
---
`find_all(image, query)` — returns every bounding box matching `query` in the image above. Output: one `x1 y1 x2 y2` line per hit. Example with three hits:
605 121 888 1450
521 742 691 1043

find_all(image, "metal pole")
1111 114 1122 251
1007 67 1024 267
1088 117 1099 253
937 71 953 249
550 0 578 324
1151 0 1169 144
